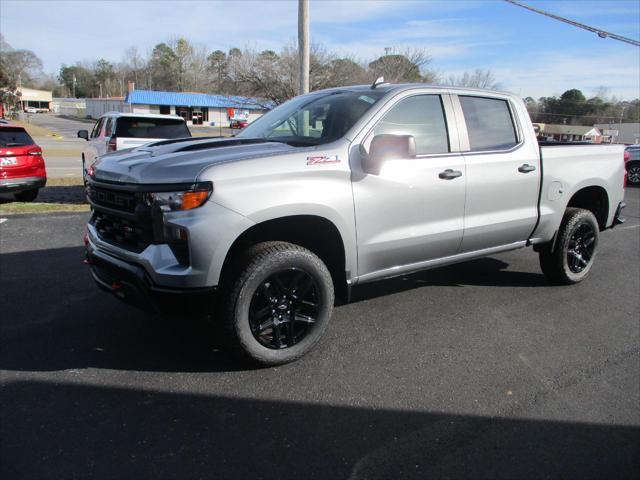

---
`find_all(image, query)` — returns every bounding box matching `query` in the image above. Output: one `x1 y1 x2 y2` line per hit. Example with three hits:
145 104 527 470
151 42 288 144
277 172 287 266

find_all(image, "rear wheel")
14 189 39 202
539 208 599 285
222 241 334 366
627 162 640 186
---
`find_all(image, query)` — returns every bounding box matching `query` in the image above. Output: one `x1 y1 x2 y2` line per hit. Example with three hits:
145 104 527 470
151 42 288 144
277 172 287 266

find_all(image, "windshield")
115 117 191 139
237 90 385 146
0 127 35 147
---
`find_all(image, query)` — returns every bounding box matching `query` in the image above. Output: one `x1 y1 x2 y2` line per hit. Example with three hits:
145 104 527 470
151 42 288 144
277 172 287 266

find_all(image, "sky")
1 0 639 99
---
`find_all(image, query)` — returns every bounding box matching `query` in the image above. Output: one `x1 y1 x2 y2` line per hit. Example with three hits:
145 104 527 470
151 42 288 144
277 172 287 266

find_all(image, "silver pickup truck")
84 83 626 365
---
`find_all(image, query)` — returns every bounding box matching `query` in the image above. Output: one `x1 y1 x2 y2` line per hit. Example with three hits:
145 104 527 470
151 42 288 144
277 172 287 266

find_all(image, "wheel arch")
219 214 350 301
566 185 610 230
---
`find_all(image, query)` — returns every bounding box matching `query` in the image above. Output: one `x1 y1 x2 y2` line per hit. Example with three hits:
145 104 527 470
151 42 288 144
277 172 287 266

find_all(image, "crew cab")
0 124 47 201
77 112 191 172
84 82 626 365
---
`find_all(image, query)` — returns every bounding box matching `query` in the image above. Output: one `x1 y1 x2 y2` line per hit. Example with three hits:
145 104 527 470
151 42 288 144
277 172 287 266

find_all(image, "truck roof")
313 83 517 98
98 112 185 121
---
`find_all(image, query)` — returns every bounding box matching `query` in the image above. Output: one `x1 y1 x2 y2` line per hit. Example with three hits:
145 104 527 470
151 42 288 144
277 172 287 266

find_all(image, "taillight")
623 151 628 188
107 136 117 152
27 146 42 156
624 150 630 162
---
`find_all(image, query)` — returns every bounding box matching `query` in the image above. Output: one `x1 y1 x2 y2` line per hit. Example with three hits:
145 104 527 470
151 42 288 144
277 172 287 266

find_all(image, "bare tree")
123 46 145 86
368 47 435 83
0 35 43 89
189 44 209 92
447 69 501 90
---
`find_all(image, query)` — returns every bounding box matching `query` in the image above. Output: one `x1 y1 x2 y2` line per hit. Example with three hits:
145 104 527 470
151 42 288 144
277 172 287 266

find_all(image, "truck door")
351 93 466 281
454 94 541 252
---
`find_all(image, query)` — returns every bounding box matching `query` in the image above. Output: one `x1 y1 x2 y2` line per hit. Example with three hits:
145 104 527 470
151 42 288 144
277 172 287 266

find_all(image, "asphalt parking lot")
1 190 639 479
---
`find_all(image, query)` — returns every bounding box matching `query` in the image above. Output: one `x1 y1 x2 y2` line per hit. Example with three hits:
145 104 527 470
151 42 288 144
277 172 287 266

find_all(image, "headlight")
146 182 212 212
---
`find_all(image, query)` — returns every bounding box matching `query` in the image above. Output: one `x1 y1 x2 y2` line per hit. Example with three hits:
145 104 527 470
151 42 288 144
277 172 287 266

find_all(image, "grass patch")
46 177 84 186
9 119 54 138
42 146 83 157
0 202 90 215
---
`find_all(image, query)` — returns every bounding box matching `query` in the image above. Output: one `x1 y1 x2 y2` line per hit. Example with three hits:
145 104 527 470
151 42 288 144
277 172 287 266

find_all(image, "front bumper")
0 176 46 193
86 242 216 314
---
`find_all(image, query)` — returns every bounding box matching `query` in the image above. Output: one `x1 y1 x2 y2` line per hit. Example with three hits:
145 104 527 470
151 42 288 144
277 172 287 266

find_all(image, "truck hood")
92 137 297 184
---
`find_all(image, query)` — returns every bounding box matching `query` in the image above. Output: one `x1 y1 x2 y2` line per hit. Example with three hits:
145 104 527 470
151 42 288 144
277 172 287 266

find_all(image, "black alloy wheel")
627 164 640 186
223 241 334 365
566 223 596 274
249 268 320 349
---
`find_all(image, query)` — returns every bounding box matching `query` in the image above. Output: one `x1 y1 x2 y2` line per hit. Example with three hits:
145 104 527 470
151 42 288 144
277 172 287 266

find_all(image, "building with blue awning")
85 83 271 127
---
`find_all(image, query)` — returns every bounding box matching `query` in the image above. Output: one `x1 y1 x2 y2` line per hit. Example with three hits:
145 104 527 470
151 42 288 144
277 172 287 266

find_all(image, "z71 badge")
306 155 340 165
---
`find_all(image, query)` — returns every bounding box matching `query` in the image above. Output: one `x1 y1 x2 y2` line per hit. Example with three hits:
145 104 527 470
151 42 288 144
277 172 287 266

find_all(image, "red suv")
0 124 47 201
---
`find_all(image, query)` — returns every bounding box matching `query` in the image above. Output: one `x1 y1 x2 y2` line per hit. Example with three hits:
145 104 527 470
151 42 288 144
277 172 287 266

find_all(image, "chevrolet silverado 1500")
84 82 626 365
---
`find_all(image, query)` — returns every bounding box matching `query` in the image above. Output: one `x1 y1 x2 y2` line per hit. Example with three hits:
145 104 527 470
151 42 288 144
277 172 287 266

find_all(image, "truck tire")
627 162 640 186
222 241 334 366
14 189 39 202
539 207 599 285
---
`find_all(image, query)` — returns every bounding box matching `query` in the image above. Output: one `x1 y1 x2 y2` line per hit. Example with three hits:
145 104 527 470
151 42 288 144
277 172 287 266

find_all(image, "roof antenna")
371 76 387 89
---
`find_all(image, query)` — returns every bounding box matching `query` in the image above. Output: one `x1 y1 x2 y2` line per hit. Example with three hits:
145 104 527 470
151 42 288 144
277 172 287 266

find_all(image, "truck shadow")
350 257 551 304
1 246 550 374
1 379 638 480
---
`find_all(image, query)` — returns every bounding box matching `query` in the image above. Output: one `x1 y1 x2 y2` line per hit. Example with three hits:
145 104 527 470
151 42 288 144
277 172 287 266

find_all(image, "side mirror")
77 130 89 141
362 134 416 175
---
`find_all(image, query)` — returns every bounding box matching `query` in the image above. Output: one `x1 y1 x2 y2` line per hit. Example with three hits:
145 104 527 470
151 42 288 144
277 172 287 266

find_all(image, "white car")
77 112 191 167
25 107 38 114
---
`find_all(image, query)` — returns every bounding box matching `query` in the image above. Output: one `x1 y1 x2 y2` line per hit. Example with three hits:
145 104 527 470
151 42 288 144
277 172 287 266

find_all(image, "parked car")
230 119 248 129
624 145 640 186
84 83 626 365
24 107 38 114
77 112 191 173
0 124 46 201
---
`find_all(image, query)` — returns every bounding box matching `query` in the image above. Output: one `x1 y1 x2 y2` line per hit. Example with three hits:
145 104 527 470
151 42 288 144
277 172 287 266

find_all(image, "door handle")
438 169 463 180
518 164 536 173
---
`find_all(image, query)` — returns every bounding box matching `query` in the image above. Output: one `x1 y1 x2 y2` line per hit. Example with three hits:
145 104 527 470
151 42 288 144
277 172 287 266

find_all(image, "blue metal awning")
125 90 269 110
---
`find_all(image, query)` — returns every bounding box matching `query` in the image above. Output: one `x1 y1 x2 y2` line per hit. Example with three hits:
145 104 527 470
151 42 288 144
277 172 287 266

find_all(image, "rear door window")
459 96 518 151
104 118 114 138
91 118 104 138
373 94 449 155
115 118 191 139
0 127 35 147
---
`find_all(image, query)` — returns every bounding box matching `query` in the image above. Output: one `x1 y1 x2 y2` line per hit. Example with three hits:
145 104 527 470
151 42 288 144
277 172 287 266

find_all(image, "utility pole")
298 0 309 95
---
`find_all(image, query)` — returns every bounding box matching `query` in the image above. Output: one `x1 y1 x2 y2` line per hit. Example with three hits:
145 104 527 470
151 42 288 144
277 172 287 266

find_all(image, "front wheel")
539 207 599 285
222 241 334 366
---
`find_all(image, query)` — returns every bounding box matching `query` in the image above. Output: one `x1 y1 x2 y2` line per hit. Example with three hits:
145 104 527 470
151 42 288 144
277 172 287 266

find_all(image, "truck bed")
532 144 626 241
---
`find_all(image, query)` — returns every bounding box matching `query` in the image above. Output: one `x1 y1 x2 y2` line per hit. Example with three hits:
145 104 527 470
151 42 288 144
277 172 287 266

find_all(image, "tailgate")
0 146 45 179
117 137 164 150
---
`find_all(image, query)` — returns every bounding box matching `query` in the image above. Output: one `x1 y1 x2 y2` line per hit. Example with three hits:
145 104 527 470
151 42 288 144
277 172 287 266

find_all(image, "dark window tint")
0 127 35 147
114 117 191 139
238 90 385 146
373 95 449 154
459 96 517 151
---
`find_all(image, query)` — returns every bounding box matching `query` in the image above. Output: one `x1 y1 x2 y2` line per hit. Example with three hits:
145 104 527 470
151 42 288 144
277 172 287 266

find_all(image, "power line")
504 0 640 47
